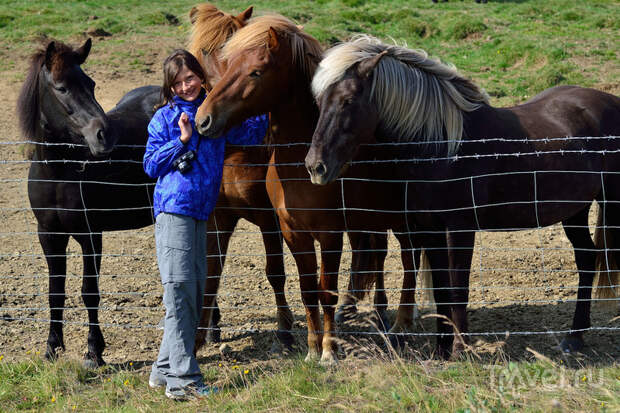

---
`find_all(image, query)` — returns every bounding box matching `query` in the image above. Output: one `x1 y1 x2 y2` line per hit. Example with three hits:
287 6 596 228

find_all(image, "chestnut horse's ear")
189 6 199 25
357 50 388 78
44 41 56 70
75 38 92 65
267 27 279 52
236 6 253 23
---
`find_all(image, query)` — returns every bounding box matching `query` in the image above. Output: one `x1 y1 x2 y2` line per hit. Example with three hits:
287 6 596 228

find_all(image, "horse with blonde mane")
195 16 431 364
307 35 620 356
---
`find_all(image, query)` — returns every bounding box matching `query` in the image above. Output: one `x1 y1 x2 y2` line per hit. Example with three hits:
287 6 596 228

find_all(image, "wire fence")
0 138 619 360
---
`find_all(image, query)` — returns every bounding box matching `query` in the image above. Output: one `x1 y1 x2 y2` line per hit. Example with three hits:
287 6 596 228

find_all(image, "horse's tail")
418 249 435 307
594 206 620 306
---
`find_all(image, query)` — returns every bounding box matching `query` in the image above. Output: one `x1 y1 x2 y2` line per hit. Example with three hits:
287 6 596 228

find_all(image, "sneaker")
148 374 166 389
165 384 219 400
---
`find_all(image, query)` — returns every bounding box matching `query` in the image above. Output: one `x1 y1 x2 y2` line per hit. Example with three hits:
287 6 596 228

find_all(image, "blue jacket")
143 91 268 221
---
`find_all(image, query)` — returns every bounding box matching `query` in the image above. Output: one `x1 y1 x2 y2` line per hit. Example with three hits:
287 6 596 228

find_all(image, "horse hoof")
276 332 296 351
304 351 320 363
335 305 357 324
83 352 105 369
559 337 584 353
206 328 221 344
319 353 338 367
388 333 406 351
372 311 391 332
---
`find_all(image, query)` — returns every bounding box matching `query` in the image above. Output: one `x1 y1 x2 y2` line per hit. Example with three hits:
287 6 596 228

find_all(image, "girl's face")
171 66 203 102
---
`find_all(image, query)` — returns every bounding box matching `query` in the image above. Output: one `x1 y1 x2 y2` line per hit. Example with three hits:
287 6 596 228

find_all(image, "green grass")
0 0 618 104
0 354 618 412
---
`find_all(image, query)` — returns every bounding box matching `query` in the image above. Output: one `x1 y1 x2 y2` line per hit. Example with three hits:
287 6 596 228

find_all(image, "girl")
143 49 267 400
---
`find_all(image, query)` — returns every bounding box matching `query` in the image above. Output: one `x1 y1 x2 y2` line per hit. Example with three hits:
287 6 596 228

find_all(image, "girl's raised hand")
178 112 192 144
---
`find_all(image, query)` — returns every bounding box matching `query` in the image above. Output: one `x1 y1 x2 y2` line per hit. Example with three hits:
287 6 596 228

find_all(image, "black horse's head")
17 38 113 158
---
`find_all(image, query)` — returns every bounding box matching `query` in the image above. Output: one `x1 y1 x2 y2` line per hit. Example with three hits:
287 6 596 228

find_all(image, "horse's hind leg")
561 206 596 353
369 232 390 331
39 229 70 361
261 226 295 350
74 233 106 367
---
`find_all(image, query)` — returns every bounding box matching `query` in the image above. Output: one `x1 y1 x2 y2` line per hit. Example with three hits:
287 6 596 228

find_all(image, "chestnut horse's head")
195 14 322 138
17 38 112 157
187 3 253 90
306 35 489 185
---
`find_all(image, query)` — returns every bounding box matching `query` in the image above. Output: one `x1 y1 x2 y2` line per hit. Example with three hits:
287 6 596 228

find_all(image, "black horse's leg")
446 230 475 356
262 227 295 350
561 206 596 353
422 231 454 359
369 233 390 332
39 229 70 361
74 233 106 367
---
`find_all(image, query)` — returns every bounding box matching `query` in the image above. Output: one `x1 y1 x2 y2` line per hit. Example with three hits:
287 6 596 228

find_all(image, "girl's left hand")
178 112 192 144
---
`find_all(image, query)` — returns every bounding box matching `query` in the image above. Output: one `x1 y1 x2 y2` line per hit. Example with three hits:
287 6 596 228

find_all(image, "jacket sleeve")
143 110 186 178
224 113 268 146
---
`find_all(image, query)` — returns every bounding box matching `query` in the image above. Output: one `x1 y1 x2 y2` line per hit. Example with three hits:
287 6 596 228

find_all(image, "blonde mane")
187 3 243 69
312 35 489 156
222 14 323 82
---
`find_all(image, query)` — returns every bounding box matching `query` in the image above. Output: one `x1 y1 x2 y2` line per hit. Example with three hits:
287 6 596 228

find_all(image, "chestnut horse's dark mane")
17 40 78 143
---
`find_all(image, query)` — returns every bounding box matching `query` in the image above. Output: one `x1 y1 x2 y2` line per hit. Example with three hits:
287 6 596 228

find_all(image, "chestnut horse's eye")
249 70 262 78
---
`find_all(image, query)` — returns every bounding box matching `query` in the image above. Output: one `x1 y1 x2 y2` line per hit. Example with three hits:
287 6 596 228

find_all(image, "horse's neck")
269 82 318 144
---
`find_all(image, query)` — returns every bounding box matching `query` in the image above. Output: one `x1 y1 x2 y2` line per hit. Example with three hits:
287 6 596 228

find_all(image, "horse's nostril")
315 161 326 177
200 115 212 132
97 129 105 143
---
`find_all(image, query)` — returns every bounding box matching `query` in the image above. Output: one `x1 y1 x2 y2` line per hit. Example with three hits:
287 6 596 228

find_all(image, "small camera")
172 150 196 174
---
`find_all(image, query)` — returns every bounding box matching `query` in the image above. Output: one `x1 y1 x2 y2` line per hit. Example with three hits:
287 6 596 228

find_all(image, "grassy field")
0 0 618 411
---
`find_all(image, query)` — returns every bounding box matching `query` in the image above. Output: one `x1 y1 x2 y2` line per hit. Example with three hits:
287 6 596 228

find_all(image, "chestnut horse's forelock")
187 3 242 68
312 35 490 156
221 14 323 82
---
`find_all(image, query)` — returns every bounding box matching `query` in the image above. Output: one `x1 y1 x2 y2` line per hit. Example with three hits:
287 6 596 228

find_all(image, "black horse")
17 38 161 366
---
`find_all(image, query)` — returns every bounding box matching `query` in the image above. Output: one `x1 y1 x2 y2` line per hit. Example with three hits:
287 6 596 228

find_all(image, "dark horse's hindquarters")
17 39 160 366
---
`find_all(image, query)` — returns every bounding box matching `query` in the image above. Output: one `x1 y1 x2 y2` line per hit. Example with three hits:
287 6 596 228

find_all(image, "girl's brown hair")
155 49 207 110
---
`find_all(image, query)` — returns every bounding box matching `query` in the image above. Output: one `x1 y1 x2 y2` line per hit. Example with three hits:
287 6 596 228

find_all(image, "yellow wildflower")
51 396 56 403
244 369 249 375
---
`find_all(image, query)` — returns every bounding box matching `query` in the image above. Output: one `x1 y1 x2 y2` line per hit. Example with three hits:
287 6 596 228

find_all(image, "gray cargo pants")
150 212 207 392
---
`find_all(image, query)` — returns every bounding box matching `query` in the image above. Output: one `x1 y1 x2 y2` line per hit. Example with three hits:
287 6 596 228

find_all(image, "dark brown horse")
187 3 296 350
306 35 620 356
17 39 161 366
195 16 426 364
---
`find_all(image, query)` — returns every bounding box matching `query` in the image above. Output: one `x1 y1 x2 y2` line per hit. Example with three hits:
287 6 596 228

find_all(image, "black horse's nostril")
315 161 326 177
96 129 105 143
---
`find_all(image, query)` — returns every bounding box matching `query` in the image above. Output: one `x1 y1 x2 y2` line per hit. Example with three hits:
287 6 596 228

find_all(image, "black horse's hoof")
83 352 105 369
276 331 296 351
388 333 407 351
45 344 65 361
206 328 221 344
335 304 357 324
374 311 391 332
559 336 584 353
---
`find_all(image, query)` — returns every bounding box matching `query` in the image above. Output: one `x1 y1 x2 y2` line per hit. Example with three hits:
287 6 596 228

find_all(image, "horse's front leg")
318 234 343 366
39 229 70 361
446 230 475 357
281 220 321 362
75 233 105 367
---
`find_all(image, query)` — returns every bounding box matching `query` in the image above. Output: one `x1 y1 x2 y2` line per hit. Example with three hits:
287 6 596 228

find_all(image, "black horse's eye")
56 86 68 94
250 70 262 78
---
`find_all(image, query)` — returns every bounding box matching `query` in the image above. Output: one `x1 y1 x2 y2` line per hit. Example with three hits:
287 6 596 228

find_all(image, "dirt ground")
0 38 618 370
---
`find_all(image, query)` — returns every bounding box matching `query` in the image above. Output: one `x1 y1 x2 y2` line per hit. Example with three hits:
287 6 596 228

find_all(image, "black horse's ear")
237 6 253 23
44 41 56 70
357 50 388 78
267 27 280 52
76 38 92 65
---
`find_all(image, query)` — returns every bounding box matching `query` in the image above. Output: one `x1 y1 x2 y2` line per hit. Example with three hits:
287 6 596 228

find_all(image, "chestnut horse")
307 35 620 356
195 16 426 364
187 3 296 350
